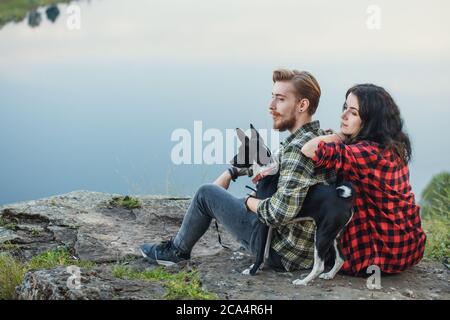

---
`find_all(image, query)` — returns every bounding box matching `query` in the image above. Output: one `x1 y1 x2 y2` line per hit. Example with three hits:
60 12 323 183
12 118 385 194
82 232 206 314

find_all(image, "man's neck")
288 115 313 134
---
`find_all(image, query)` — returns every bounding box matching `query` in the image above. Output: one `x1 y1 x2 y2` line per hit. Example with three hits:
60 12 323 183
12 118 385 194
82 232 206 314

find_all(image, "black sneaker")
140 239 190 266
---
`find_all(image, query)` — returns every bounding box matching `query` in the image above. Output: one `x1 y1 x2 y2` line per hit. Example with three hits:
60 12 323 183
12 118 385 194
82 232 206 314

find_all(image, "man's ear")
298 98 310 113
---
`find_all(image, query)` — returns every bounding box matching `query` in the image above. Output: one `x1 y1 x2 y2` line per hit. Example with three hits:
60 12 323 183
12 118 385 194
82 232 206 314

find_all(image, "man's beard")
272 111 296 132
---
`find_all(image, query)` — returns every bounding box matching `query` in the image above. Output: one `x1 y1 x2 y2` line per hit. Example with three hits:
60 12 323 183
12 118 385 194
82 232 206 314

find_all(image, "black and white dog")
230 125 354 285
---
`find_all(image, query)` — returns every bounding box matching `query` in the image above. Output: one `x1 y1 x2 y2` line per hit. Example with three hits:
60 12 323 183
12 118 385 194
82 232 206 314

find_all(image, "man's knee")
195 183 222 202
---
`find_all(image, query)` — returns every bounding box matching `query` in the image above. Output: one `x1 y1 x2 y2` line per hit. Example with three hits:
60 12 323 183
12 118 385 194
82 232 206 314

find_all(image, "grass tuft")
27 247 95 270
0 253 26 300
109 196 142 210
112 265 217 300
0 216 18 231
422 216 450 262
0 247 95 299
420 171 449 262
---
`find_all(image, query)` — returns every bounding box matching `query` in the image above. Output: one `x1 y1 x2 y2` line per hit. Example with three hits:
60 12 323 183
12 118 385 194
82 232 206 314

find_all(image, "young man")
140 69 336 272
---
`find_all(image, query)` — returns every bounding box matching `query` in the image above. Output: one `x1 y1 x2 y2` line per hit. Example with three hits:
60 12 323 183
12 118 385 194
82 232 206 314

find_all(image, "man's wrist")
227 167 238 182
245 196 261 213
244 196 252 211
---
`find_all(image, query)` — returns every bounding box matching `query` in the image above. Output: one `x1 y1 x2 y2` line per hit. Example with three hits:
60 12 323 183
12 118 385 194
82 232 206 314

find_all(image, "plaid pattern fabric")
313 140 426 275
256 121 336 271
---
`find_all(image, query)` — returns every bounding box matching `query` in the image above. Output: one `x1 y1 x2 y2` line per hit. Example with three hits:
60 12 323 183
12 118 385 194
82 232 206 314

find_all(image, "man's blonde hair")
272 68 321 115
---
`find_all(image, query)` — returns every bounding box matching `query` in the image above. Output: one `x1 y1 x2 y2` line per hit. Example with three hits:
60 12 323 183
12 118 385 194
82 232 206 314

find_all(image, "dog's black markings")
230 125 355 283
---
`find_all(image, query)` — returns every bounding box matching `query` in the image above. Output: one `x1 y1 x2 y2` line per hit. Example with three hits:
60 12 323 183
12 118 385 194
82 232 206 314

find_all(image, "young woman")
301 84 426 275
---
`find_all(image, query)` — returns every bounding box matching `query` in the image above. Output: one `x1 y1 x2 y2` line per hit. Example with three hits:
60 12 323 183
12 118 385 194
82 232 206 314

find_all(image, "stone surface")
16 265 166 300
2 190 449 300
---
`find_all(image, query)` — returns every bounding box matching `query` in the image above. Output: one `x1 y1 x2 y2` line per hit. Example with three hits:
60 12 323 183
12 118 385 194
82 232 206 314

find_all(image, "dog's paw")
241 264 254 275
242 268 251 275
319 272 335 280
292 278 309 286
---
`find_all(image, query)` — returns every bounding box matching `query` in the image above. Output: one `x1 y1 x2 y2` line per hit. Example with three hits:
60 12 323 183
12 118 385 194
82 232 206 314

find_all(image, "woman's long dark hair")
345 84 412 164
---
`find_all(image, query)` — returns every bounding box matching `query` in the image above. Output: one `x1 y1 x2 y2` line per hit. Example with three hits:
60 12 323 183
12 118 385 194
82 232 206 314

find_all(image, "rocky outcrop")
1 191 449 300
16 264 166 300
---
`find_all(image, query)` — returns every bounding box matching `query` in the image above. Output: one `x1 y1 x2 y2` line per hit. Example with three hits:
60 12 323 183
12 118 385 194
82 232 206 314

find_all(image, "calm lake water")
1 0 449 205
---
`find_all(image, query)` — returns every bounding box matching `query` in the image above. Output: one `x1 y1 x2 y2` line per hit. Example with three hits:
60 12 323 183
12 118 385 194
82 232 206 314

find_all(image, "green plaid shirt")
256 121 336 271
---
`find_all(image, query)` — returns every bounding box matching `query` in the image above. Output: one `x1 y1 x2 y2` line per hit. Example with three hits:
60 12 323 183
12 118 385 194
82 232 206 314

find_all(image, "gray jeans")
173 183 285 271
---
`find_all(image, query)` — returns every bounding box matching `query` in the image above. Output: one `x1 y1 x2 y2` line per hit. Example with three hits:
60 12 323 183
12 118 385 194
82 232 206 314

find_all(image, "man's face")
269 81 299 132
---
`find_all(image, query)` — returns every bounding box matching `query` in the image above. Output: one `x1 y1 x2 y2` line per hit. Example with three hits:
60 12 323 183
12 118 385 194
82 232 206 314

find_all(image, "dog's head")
229 124 273 168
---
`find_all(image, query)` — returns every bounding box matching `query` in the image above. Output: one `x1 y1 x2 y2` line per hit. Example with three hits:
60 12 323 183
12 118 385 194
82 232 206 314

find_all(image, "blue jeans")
173 183 285 271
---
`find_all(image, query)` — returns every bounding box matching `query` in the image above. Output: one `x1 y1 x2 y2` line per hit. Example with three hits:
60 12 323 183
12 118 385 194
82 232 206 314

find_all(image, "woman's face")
340 92 362 137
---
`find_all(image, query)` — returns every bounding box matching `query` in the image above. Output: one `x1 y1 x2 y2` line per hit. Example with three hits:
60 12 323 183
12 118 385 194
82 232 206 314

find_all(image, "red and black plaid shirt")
313 140 426 275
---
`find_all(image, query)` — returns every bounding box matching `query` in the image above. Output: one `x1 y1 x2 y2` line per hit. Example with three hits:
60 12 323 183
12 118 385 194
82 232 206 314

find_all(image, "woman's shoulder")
347 140 406 168
344 140 380 155
347 140 380 149
339 140 383 165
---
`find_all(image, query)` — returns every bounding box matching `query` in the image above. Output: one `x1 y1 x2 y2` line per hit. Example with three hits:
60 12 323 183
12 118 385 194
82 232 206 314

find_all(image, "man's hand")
245 196 261 213
213 168 250 190
228 167 252 181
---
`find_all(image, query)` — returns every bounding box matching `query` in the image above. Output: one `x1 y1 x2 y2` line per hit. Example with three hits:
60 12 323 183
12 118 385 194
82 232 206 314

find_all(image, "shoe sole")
140 248 176 267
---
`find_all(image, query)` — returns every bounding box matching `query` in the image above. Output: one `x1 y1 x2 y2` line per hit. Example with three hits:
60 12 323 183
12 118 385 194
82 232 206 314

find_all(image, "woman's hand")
334 131 346 142
324 129 347 142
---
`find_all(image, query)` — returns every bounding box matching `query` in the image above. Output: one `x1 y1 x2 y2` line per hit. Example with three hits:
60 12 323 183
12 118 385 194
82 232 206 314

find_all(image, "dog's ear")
249 124 273 165
236 128 248 143
249 124 258 139
232 128 250 167
249 124 266 148
250 124 264 142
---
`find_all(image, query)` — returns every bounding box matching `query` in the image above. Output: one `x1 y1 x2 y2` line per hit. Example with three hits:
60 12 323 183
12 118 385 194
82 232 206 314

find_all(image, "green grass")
1 249 216 300
110 196 142 210
0 247 94 300
420 171 449 262
422 216 450 262
0 253 27 300
0 0 72 28
112 265 217 300
27 247 95 270
0 241 21 251
0 216 18 231
30 228 41 237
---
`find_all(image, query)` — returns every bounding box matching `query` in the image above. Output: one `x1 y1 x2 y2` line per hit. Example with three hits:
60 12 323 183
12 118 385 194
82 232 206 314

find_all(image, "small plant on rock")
109 196 142 210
